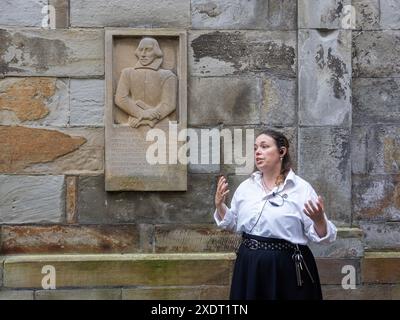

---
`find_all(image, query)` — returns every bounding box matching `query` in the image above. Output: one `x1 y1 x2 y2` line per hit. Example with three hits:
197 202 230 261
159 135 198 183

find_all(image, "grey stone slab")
353 174 400 222
0 175 65 224
70 0 190 27
351 126 368 174
261 76 296 126
0 290 34 300
380 0 400 29
35 289 121 300
298 0 351 29
353 30 400 78
49 0 69 28
360 221 400 250
70 79 104 127
0 77 69 127
352 0 380 30
298 127 351 225
189 30 296 77
191 0 297 30
298 29 351 126
0 28 104 77
78 174 218 224
353 78 400 125
309 238 364 258
188 77 263 126
0 0 47 27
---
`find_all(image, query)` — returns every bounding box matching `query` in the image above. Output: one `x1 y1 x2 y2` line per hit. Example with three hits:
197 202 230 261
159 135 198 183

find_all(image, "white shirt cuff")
213 203 234 228
308 218 337 244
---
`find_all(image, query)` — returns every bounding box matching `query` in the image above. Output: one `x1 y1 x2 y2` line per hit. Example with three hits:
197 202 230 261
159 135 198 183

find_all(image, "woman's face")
254 134 281 171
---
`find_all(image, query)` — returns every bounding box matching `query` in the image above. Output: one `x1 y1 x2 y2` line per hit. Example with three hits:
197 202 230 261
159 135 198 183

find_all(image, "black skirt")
230 233 323 300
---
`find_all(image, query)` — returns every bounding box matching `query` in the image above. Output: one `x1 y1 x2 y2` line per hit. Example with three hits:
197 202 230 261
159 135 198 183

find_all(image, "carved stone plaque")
105 29 187 191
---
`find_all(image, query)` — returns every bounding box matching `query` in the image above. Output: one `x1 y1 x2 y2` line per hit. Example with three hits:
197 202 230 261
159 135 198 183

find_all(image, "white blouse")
214 169 337 245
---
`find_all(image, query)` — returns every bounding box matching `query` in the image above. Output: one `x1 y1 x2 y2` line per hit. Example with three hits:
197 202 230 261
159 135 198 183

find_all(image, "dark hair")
257 129 292 186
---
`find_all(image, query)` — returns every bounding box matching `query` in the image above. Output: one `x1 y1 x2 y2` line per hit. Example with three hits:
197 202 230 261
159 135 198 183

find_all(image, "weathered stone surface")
49 0 69 28
0 78 69 126
359 222 400 250
0 175 64 224
0 257 3 287
0 290 34 300
0 225 141 254
0 28 104 77
380 0 400 29
189 77 262 126
78 174 218 224
298 0 351 29
122 286 201 300
192 0 297 30
199 285 230 299
322 284 393 300
187 127 221 174
298 30 351 126
352 126 400 175
70 0 190 27
261 76 296 126
35 289 121 300
0 126 86 173
139 224 155 253
353 175 400 221
317 258 361 285
353 0 380 30
310 238 364 258
298 127 351 225
21 128 104 174
66 176 77 224
353 31 400 78
353 78 400 125
3 253 236 288
70 79 104 127
362 252 400 284
0 0 46 27
154 225 240 253
189 31 296 77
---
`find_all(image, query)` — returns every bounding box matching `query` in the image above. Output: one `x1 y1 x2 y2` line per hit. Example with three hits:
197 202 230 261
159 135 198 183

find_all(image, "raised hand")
215 176 229 219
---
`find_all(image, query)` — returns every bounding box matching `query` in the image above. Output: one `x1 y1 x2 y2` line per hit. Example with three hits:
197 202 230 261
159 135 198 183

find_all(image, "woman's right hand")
215 176 229 219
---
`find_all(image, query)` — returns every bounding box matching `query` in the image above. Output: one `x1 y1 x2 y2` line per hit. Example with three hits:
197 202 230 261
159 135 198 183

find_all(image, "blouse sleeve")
213 190 239 232
301 184 337 244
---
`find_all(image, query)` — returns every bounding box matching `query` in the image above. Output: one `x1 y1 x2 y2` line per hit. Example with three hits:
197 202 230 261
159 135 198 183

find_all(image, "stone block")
0 0 46 27
0 225 141 254
199 285 230 300
3 253 236 288
322 284 393 300
359 222 400 250
0 28 104 77
352 0 380 30
70 0 190 27
353 30 400 78
380 0 400 29
261 76 296 126
70 79 104 127
0 175 64 224
310 238 364 258
353 175 400 221
35 289 121 300
189 77 262 126
361 252 400 284
298 0 351 29
154 224 241 253
49 0 69 28
66 176 78 224
298 127 351 225
317 258 361 285
191 0 297 30
122 286 201 300
353 78 400 125
0 290 34 300
189 31 296 77
351 126 368 174
0 77 69 126
298 29 351 126
78 174 218 224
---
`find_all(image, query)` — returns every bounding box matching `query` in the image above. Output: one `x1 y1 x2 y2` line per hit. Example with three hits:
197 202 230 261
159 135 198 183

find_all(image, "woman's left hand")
303 196 326 225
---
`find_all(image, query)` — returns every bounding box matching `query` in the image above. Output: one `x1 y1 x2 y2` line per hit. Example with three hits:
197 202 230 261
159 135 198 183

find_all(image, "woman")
214 129 337 300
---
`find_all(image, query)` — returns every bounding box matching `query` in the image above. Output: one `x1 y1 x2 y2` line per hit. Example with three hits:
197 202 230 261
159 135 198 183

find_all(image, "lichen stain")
191 31 295 76
327 48 347 99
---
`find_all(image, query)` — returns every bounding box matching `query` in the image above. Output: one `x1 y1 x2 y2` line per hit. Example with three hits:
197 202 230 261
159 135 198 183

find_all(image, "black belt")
241 235 315 287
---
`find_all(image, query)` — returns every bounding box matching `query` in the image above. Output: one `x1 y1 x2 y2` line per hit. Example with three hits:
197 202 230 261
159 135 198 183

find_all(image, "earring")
280 157 283 160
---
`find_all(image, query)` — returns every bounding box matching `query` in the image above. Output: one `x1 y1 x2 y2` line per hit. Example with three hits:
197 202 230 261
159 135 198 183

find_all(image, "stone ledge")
362 252 400 284
2 253 236 289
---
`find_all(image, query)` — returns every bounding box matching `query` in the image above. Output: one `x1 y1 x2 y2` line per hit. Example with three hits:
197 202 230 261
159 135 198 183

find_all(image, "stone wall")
0 0 400 299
